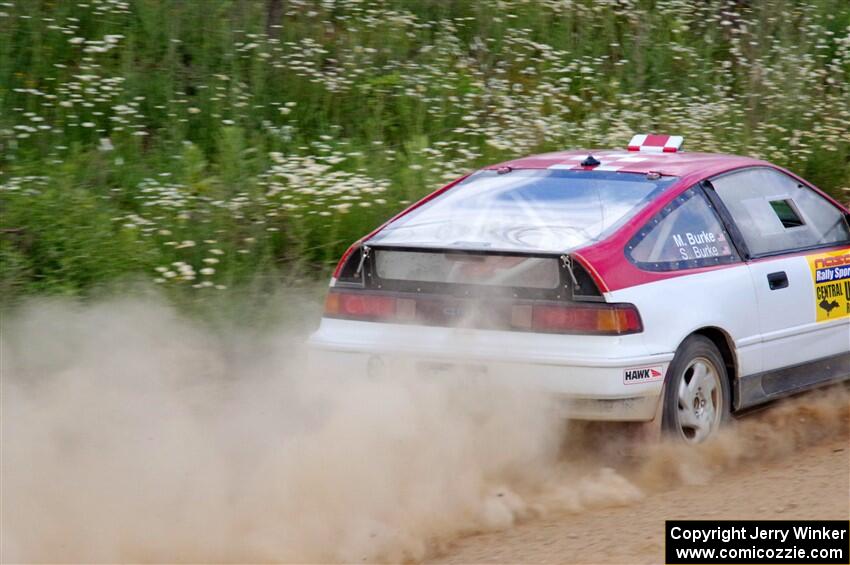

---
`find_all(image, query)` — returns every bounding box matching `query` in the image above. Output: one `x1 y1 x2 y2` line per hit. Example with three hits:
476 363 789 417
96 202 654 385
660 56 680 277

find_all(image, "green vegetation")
2 0 849 302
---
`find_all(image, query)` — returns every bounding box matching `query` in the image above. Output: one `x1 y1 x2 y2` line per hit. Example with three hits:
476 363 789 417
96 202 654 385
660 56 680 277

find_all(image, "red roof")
486 149 767 178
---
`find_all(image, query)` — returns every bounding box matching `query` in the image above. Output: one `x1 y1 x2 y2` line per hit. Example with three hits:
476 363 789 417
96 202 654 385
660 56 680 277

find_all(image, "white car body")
309 137 850 425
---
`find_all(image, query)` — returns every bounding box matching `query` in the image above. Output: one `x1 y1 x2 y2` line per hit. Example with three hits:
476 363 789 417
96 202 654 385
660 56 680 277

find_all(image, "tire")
661 335 731 444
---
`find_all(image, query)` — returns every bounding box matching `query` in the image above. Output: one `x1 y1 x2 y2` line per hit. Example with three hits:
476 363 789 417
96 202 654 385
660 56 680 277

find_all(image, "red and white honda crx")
310 135 850 443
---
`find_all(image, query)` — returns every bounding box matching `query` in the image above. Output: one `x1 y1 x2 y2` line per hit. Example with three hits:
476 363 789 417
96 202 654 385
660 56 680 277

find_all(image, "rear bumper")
308 318 673 421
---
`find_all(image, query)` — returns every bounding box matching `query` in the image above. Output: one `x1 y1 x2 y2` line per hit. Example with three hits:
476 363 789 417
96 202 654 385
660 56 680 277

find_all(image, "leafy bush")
2 0 849 300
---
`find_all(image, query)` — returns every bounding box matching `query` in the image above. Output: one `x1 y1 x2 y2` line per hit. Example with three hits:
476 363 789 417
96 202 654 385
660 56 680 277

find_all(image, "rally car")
309 135 850 443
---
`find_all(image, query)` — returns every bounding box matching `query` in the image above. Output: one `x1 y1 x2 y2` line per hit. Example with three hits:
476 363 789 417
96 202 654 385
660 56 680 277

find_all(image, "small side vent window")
769 199 805 229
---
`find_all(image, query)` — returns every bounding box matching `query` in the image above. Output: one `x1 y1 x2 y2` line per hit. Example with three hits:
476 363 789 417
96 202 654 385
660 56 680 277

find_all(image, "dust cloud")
1 295 565 563
1 295 847 563
631 384 849 492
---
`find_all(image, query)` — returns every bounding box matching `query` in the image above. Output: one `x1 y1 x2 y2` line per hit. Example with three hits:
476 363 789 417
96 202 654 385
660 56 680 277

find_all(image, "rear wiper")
354 245 370 277
561 254 580 287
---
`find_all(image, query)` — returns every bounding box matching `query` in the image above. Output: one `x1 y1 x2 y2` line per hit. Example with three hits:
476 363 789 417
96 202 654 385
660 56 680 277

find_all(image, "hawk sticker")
623 365 664 385
808 249 850 322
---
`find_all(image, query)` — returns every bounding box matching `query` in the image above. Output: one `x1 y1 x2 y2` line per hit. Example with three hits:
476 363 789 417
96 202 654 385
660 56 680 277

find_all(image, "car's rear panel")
328 244 641 333
310 244 670 421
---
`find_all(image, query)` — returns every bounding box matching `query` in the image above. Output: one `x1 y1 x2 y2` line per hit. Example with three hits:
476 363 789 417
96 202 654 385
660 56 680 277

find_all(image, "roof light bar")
628 134 684 153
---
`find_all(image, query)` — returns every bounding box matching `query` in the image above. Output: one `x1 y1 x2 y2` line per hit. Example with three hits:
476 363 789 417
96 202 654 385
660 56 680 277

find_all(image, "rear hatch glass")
374 250 560 289
368 169 676 252
336 246 602 301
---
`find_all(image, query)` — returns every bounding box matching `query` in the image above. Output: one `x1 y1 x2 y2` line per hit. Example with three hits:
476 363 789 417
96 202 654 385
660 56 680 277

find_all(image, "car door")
707 167 850 376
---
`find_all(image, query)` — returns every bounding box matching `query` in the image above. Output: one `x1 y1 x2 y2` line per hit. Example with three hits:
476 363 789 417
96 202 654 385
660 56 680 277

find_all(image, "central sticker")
623 365 664 385
808 248 850 322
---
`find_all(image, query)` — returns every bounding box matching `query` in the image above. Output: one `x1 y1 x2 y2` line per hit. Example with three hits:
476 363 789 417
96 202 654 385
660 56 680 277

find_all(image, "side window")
711 168 850 256
627 187 738 271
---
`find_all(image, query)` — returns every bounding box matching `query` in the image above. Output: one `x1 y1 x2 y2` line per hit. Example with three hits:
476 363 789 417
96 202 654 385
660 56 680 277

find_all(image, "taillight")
324 291 642 335
519 303 642 335
325 292 395 321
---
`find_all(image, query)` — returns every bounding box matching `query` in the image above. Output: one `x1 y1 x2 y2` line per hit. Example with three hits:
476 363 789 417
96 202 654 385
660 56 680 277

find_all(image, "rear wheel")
661 336 731 443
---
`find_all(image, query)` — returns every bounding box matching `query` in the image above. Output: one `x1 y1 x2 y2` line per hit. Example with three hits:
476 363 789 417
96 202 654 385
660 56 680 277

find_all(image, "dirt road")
436 413 849 564
3 299 848 562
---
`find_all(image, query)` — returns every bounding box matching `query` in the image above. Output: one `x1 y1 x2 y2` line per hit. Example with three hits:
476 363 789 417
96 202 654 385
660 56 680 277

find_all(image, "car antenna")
581 155 600 167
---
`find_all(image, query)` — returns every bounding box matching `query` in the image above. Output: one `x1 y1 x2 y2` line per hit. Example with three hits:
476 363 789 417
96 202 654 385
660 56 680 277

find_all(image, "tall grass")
2 0 849 301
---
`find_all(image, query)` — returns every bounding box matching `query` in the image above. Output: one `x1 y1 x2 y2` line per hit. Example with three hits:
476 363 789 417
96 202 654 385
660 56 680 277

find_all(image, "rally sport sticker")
623 365 664 385
808 248 850 322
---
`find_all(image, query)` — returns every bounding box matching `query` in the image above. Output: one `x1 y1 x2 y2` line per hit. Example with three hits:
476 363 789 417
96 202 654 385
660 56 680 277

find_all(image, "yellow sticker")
808 248 850 322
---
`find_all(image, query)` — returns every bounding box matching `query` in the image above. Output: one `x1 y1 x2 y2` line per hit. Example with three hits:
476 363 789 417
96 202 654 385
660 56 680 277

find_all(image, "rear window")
375 250 560 289
627 186 738 271
368 169 676 252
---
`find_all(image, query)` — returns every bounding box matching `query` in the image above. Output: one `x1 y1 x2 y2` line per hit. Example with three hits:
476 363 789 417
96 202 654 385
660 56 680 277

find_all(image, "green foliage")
1 0 849 301
1 176 149 293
